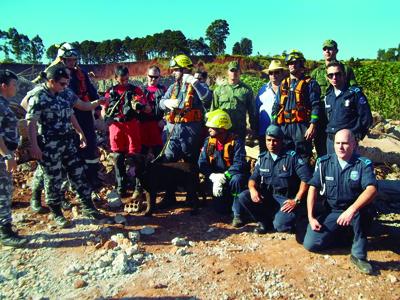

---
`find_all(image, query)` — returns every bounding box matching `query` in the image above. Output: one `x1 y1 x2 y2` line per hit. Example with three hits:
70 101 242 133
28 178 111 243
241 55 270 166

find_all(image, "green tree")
240 38 253 56
206 19 230 55
46 44 58 61
80 40 99 64
188 37 210 56
232 42 241 55
7 28 30 62
0 29 11 60
27 35 44 63
377 49 386 61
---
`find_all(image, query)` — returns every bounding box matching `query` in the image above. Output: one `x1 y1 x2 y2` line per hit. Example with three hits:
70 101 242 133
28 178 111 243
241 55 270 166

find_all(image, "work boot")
132 178 144 200
30 189 45 214
0 224 28 248
350 255 373 275
254 222 268 234
231 216 244 228
81 199 105 220
48 204 71 228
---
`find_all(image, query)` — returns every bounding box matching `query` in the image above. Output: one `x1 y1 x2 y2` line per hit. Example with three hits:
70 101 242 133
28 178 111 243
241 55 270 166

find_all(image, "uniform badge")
344 99 350 107
325 176 334 181
350 170 360 181
359 97 367 105
298 158 305 165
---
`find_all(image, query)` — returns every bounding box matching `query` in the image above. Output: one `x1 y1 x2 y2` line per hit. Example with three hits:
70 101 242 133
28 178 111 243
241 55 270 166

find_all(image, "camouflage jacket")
26 84 75 137
0 96 19 151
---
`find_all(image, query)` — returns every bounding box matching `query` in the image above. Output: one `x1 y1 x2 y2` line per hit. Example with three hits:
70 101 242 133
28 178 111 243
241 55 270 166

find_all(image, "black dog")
134 158 201 216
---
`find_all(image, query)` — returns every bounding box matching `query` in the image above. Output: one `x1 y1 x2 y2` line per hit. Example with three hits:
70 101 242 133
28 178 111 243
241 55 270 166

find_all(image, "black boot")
48 204 70 228
114 152 128 197
30 188 45 214
80 198 104 220
0 223 28 247
85 162 102 191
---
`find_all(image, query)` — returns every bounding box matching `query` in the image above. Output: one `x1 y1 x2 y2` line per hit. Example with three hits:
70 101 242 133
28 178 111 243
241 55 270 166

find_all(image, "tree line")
377 44 400 61
0 20 254 64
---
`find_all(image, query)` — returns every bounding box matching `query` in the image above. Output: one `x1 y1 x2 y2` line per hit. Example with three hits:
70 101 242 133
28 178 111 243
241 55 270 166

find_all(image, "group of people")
0 39 381 274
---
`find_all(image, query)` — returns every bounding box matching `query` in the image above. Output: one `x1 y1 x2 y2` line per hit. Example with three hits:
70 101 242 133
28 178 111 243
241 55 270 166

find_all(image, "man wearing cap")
324 62 372 154
271 50 321 161
0 69 28 247
311 40 357 157
303 129 377 275
211 61 255 141
159 54 211 206
235 124 312 233
255 60 286 152
26 65 104 228
198 109 248 215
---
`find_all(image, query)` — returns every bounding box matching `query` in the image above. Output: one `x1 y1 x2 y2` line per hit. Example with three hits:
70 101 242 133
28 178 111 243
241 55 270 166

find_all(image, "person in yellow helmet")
198 109 249 217
158 54 212 207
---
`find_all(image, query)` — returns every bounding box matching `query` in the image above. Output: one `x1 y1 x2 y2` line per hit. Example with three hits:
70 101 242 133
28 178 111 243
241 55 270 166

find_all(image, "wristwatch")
294 198 301 205
2 153 13 160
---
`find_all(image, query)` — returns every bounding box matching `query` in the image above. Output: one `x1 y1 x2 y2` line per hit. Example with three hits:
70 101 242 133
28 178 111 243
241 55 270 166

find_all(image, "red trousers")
109 119 141 154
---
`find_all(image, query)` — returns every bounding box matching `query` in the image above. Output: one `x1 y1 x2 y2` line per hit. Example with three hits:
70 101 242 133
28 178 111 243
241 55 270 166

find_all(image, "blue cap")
265 125 284 139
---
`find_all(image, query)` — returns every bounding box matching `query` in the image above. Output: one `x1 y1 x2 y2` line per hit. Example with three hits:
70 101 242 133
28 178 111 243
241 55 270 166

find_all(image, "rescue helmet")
205 109 232 130
57 43 79 59
285 49 305 64
169 54 193 69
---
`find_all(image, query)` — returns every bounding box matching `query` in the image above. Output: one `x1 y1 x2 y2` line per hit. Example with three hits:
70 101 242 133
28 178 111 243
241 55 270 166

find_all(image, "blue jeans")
303 209 368 259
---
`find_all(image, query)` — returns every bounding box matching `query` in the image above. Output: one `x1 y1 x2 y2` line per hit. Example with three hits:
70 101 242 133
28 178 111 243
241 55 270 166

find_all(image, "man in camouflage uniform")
310 40 357 157
0 69 28 247
26 65 103 228
211 61 255 142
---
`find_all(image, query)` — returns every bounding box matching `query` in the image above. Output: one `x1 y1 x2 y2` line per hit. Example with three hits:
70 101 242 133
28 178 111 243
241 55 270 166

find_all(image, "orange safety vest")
206 134 236 168
166 83 202 123
276 76 311 125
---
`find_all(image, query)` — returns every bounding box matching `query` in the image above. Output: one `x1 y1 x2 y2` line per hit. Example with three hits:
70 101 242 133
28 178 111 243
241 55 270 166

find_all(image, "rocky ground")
0 160 399 300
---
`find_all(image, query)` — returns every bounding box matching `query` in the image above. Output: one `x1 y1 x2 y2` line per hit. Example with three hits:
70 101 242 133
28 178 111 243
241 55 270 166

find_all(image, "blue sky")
1 0 399 62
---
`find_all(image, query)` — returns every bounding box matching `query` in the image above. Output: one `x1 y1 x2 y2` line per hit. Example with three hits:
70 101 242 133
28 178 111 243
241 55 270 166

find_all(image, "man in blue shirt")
303 129 377 275
324 61 373 154
236 125 312 233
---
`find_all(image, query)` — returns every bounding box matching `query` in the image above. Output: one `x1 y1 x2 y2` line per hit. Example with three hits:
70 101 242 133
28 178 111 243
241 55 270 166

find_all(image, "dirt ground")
6 169 400 300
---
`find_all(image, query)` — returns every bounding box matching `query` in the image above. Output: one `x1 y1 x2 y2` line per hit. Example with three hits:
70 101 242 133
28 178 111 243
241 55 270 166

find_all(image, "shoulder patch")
349 86 361 94
286 150 296 157
359 96 367 105
357 156 372 166
317 155 330 163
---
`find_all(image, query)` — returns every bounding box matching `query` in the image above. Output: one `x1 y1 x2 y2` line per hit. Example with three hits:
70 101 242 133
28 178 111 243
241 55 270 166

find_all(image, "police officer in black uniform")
303 129 377 275
236 125 312 233
324 61 373 154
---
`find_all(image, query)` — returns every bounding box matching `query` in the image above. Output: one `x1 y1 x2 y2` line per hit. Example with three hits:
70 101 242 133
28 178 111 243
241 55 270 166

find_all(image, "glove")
209 173 227 197
163 99 179 110
182 74 197 85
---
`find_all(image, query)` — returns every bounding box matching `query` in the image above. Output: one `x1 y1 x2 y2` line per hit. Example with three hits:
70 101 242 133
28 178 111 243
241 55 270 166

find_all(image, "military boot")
48 204 71 228
80 198 104 220
30 188 45 214
350 255 373 275
0 223 28 248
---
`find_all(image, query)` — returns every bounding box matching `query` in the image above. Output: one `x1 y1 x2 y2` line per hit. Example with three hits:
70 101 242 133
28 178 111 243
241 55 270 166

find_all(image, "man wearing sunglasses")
26 65 104 228
324 61 372 154
271 50 321 162
311 40 357 157
255 60 286 152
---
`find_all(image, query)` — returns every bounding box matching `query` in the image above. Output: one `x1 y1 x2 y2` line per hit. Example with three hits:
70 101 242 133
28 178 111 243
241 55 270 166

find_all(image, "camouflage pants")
31 164 69 194
0 161 12 225
38 134 92 205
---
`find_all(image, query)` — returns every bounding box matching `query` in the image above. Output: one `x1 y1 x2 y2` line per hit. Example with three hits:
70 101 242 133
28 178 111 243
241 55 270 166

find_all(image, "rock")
387 274 398 283
125 244 139 256
74 279 87 289
13 213 26 223
107 190 123 208
171 237 189 247
153 283 168 289
64 264 79 276
140 226 155 235
128 231 140 242
103 240 118 250
114 214 127 225
176 247 190 256
112 252 129 274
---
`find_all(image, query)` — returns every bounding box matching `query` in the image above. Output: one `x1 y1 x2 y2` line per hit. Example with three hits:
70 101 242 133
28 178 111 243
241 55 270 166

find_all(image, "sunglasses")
327 72 342 79
269 70 281 75
148 75 159 79
323 47 335 52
